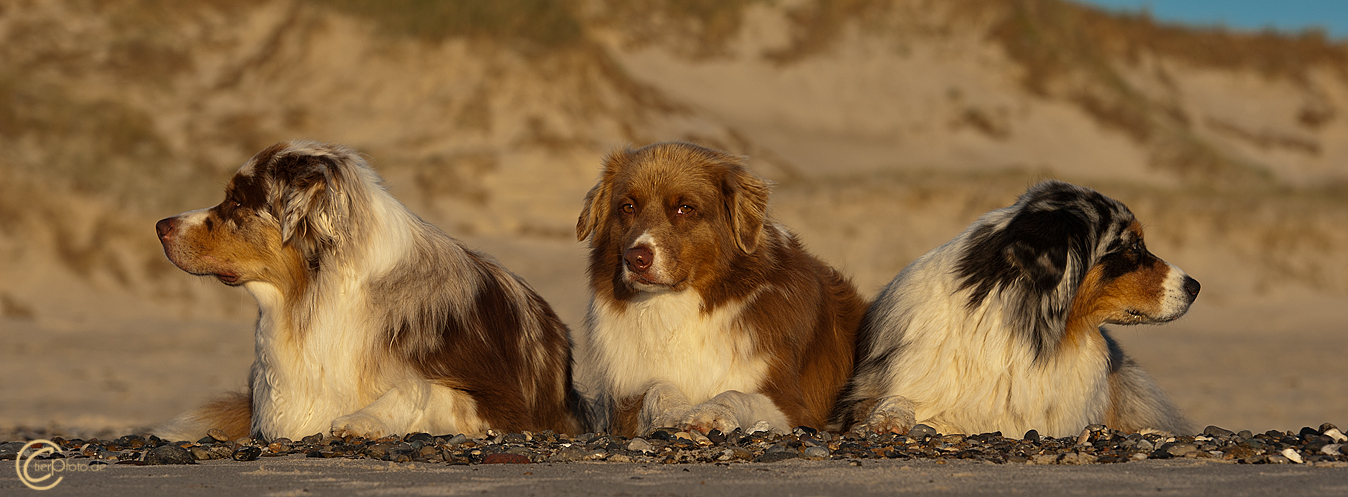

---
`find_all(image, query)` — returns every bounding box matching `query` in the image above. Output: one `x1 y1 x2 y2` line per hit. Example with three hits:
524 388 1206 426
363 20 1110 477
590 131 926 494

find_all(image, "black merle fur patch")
953 180 1132 360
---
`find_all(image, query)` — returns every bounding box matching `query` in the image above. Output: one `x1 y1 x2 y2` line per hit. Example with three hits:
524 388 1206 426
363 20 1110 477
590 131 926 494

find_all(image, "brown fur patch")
582 142 867 432
740 231 868 429
1104 372 1129 430
1066 225 1171 333
614 393 645 438
197 391 253 441
396 253 580 435
175 215 309 297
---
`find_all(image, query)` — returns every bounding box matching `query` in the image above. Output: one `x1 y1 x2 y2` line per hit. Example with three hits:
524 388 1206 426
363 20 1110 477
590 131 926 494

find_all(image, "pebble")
627 438 654 453
1280 448 1304 464
547 446 606 462
908 424 937 439
803 446 830 460
208 445 234 459
1203 426 1235 438
1031 454 1060 465
705 429 727 444
1324 428 1347 443
207 429 229 442
405 433 434 445
754 450 798 463
719 447 754 462
748 421 773 435
80 443 107 459
482 453 530 464
688 430 712 446
144 445 196 465
1059 452 1098 465
1076 429 1092 446
0 441 27 460
231 446 262 462
445 434 469 445
1164 443 1199 457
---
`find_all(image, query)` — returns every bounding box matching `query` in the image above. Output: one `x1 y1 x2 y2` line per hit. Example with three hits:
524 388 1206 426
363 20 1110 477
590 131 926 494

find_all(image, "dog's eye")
1130 241 1144 255
620 203 635 214
676 205 694 216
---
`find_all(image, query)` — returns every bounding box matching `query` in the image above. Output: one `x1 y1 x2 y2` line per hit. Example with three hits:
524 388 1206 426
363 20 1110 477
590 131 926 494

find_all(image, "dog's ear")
722 165 770 254
270 152 346 249
1004 208 1085 292
578 150 626 242
577 180 611 243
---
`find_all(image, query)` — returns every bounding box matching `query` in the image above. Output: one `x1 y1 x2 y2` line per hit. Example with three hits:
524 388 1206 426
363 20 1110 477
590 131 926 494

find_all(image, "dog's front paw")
646 403 738 435
681 402 740 434
331 412 391 439
852 396 917 435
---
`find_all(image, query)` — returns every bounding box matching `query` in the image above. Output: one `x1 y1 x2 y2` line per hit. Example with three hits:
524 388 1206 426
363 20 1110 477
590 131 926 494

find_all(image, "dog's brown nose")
156 218 176 241
625 246 654 272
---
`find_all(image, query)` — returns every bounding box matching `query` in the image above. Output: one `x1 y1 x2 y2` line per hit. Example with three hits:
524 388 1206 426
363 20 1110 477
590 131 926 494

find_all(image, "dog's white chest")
249 285 375 439
591 291 768 404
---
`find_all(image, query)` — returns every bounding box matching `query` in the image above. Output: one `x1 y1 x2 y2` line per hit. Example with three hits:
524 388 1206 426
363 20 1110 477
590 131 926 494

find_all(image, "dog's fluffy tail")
1103 331 1192 435
151 392 252 442
1106 360 1192 435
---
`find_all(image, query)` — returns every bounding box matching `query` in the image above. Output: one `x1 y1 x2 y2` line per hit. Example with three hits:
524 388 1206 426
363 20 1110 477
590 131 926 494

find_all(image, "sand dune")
0 0 1344 437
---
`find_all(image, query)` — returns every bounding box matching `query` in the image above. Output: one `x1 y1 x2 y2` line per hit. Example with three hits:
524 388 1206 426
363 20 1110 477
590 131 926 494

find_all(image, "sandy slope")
1 0 1346 438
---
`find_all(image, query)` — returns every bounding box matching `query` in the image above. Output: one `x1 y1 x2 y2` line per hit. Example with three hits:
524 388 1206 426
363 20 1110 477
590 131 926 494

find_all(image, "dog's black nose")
1183 276 1200 300
156 218 176 241
625 246 654 272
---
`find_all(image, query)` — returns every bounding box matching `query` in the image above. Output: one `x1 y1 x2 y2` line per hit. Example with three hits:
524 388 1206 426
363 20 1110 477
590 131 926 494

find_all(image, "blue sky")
1074 0 1348 39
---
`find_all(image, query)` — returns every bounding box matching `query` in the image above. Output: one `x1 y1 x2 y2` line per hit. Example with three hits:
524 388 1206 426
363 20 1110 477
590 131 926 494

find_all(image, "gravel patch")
2 423 1345 467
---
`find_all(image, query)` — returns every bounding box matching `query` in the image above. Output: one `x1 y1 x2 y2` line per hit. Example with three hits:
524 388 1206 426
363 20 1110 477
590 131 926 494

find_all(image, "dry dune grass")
964 0 1348 186
317 0 586 49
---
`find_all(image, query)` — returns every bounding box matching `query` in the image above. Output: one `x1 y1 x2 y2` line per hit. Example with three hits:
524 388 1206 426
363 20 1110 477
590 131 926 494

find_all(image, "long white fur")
581 288 788 434
588 290 765 402
155 144 488 441
852 187 1196 438
863 241 1112 438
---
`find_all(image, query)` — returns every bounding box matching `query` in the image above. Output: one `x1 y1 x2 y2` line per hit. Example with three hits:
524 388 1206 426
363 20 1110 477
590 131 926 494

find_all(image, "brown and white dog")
574 142 867 437
153 141 583 441
837 180 1199 437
